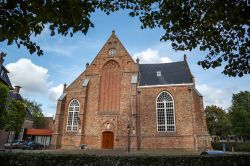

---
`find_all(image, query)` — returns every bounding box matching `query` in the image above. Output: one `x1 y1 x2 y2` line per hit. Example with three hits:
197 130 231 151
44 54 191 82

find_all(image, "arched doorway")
102 131 114 149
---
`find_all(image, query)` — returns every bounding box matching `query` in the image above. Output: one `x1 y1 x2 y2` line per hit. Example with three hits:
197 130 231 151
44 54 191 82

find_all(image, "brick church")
51 31 211 151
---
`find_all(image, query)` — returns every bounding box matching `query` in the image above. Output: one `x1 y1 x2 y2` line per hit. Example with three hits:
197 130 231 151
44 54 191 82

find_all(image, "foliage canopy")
0 0 249 76
23 99 44 128
205 91 250 137
0 82 8 129
229 91 250 136
205 105 231 136
5 100 26 134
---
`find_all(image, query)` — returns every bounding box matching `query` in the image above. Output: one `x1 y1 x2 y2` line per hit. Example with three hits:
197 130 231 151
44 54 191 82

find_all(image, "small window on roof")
1 70 4 77
157 71 161 76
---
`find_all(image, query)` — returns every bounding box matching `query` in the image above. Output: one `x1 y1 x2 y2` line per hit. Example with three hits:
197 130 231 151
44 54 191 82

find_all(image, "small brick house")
51 31 211 151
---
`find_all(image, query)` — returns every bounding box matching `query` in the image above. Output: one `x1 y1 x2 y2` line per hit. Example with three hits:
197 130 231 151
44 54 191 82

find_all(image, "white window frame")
66 99 80 132
156 71 161 76
156 91 176 132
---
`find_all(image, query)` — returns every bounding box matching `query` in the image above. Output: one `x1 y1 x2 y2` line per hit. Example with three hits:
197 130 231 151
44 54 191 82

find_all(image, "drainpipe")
188 86 197 151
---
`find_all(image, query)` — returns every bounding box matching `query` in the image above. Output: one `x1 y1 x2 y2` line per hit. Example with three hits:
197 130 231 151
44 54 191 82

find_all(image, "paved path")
3 149 250 156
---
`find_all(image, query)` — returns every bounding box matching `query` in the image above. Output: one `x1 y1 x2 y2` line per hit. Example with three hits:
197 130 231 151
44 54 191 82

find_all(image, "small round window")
108 48 117 56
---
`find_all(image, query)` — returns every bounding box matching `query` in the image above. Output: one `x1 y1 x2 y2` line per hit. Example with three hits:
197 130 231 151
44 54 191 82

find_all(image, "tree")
5 100 26 152
205 105 231 136
23 99 44 128
0 1 99 56
0 1 249 76
128 0 250 77
0 82 8 129
229 91 250 137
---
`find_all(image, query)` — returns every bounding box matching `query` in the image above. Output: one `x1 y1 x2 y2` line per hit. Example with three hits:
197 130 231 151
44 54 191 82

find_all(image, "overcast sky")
1 10 249 116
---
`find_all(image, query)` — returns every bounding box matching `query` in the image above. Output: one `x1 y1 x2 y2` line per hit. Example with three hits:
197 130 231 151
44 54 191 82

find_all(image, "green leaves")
205 91 250 136
0 0 249 77
23 99 44 128
205 105 231 136
5 100 26 134
229 91 250 136
0 0 97 56
0 82 9 130
128 0 249 77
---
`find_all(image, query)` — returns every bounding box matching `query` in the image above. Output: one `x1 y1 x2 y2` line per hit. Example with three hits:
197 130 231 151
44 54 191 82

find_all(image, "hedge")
212 142 250 152
0 153 250 166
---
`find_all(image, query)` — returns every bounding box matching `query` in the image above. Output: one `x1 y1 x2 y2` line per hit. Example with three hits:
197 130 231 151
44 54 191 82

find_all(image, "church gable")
94 30 134 60
85 31 138 75
65 31 138 91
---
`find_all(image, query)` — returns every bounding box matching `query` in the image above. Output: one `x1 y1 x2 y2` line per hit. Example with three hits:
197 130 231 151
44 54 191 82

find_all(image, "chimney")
14 86 22 94
63 83 67 93
86 62 89 69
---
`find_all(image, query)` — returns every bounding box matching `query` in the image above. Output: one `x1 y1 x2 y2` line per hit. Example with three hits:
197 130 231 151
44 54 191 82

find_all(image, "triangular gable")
89 30 136 66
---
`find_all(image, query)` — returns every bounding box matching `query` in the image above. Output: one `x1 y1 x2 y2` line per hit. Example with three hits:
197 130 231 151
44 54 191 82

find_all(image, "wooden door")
102 131 114 149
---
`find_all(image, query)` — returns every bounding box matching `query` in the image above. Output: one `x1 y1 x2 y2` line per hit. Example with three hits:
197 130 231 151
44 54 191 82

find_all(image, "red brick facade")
51 31 211 151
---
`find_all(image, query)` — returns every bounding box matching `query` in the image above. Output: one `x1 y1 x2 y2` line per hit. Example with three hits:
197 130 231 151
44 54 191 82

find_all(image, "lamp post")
137 89 141 150
127 124 131 153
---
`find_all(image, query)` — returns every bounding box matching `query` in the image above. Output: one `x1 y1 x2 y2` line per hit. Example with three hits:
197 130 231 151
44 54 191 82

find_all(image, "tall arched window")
156 92 175 132
99 60 121 112
66 99 80 131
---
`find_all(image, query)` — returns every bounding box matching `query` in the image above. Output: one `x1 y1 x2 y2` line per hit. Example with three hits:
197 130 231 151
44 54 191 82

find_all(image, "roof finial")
63 83 67 93
86 62 89 69
112 30 115 35
184 54 187 61
136 57 140 64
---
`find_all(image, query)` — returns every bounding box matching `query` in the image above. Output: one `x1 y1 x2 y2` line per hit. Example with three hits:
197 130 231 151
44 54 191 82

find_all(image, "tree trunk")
9 131 15 152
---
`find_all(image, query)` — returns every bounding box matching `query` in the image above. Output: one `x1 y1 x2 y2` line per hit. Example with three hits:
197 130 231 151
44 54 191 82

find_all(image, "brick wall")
138 86 196 150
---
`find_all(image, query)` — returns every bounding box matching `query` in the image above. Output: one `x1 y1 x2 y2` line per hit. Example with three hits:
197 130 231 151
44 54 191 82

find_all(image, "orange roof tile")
26 129 52 136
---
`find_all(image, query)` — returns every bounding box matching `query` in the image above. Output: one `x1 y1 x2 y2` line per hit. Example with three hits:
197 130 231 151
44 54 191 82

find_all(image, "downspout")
130 83 134 128
189 86 197 151
129 83 133 150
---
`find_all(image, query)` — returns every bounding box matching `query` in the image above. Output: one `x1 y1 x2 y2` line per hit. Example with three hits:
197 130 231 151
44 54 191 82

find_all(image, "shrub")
0 153 250 166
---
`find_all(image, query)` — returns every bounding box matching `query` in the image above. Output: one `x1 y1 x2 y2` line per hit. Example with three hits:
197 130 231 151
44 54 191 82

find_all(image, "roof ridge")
139 61 185 65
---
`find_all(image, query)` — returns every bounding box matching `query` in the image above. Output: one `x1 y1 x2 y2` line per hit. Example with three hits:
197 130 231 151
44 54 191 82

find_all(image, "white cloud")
48 84 64 102
6 58 64 117
133 48 172 64
196 84 231 109
6 58 49 94
161 57 172 63
44 112 54 117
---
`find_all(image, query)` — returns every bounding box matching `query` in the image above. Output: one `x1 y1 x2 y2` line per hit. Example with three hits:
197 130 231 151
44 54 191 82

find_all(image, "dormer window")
1 69 5 78
157 71 161 76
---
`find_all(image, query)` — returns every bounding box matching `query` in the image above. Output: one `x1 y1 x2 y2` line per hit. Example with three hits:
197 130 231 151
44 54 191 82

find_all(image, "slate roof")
0 66 12 88
139 61 193 86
